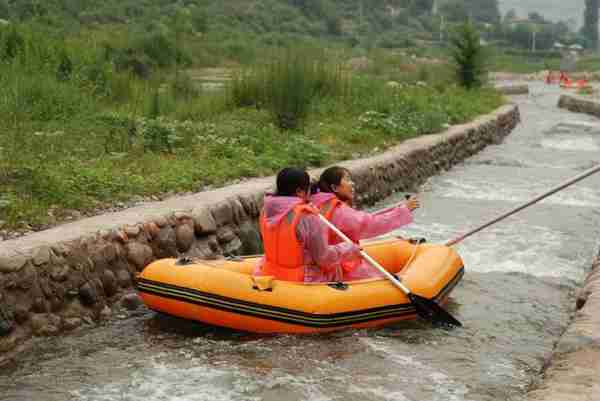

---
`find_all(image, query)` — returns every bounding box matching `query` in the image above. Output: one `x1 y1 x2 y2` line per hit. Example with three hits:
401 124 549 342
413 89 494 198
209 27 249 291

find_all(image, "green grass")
0 73 503 231
574 56 600 72
487 52 561 74
0 25 504 232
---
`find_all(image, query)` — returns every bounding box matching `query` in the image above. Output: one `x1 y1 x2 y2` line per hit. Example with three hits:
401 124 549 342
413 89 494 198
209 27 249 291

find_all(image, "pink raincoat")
311 192 414 281
253 195 361 282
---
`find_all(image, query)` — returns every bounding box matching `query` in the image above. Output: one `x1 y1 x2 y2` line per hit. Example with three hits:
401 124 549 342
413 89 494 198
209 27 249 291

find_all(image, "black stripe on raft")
137 267 464 328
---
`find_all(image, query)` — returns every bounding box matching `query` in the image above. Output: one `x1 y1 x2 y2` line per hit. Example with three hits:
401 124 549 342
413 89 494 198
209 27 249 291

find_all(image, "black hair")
318 166 351 194
275 167 311 197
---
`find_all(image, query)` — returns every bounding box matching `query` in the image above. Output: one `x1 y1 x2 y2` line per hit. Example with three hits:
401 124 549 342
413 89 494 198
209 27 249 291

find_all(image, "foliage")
229 49 347 130
463 0 500 24
583 0 599 50
439 0 468 23
0 60 503 230
439 0 500 23
449 23 486 89
0 2 512 232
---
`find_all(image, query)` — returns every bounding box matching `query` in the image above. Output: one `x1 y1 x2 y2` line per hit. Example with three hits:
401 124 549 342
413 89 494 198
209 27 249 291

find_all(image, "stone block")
125 242 154 271
211 201 233 227
31 313 61 336
175 223 194 253
32 246 52 266
192 207 217 235
0 254 28 273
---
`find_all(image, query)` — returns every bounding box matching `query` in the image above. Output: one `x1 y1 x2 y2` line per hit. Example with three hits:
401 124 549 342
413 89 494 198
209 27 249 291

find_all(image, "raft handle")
175 257 194 266
224 253 244 262
252 286 273 292
328 282 349 291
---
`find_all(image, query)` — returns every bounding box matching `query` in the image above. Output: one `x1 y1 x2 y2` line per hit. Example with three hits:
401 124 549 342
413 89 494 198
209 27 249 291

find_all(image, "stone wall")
557 94 600 118
0 104 520 359
527 253 600 401
495 84 530 96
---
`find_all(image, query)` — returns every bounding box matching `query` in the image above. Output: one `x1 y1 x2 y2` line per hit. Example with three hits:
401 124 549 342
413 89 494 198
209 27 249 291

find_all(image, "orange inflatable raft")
137 238 464 334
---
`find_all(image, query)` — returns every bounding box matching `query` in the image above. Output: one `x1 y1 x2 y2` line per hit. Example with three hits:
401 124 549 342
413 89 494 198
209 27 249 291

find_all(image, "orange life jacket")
318 197 345 244
260 204 314 282
318 197 359 275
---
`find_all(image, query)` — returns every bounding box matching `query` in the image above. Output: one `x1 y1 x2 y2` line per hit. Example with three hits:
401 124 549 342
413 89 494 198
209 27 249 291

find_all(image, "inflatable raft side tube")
137 266 463 329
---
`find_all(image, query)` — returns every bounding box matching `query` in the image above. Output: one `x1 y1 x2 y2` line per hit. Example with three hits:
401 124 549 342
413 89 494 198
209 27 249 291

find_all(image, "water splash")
540 135 599 152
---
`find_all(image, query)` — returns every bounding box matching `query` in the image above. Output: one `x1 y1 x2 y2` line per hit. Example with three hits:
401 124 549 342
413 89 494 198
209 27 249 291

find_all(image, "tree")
504 9 517 22
409 0 434 16
583 0 599 50
439 0 468 22
507 23 533 49
463 0 500 23
0 0 9 19
528 12 545 23
449 23 486 89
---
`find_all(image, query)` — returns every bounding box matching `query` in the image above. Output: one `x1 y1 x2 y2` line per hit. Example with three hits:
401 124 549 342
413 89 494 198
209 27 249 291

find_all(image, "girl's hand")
405 196 420 211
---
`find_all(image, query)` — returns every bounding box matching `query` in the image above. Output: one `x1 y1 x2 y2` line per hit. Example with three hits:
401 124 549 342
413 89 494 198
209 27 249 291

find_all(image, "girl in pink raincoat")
311 166 419 281
253 167 362 283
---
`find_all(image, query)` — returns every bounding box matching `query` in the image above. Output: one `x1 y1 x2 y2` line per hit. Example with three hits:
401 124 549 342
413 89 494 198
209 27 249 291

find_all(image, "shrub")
0 67 96 121
1 26 25 60
449 23 486 89
55 49 73 81
171 73 199 100
229 48 346 130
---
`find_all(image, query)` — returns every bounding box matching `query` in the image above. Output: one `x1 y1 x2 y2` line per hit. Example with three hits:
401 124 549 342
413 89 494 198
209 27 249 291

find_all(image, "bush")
55 49 73 81
449 23 486 89
1 26 25 60
229 48 346 130
171 73 199 100
0 67 96 121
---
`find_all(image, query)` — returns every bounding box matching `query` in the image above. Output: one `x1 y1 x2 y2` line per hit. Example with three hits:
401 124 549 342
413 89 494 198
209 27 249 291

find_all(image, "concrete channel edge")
525 92 600 401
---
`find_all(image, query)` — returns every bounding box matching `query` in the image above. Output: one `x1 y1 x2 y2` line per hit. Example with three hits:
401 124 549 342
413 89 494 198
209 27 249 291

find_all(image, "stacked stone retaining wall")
558 94 600 118
527 253 600 401
495 84 530 96
522 92 600 400
0 104 520 360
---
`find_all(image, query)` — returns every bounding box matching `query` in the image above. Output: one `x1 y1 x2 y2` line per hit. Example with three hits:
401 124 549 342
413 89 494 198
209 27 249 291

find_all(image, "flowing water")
2 83 600 401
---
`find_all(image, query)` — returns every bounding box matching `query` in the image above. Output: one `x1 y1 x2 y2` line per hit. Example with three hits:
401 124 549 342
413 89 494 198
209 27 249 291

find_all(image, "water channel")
1 83 600 401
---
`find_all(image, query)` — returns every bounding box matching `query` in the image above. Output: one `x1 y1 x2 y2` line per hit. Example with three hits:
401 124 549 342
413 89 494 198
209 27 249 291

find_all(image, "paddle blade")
408 294 462 327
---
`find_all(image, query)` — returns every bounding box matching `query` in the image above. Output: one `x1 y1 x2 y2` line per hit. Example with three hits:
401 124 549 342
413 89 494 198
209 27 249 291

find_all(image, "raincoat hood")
310 192 336 208
262 195 305 227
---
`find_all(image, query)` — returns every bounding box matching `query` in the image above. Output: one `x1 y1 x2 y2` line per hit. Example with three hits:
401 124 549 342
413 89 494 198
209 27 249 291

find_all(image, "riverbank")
0 79 503 238
527 252 600 401
0 103 520 362
558 93 600 118
524 89 600 401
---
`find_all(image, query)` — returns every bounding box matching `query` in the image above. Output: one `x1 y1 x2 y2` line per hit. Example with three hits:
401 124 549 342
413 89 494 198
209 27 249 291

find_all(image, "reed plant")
229 48 347 130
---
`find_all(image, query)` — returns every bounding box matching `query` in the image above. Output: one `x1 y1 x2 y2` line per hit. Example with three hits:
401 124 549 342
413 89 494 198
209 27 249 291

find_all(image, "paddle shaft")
446 164 600 247
374 194 415 215
317 214 413 295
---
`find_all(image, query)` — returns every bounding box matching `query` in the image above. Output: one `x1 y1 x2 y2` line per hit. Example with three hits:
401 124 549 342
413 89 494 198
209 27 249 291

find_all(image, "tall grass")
0 24 505 232
229 49 348 129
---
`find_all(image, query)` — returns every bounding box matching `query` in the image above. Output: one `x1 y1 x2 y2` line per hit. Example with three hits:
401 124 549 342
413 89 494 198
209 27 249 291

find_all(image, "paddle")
372 194 417 215
317 214 462 327
445 163 600 247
